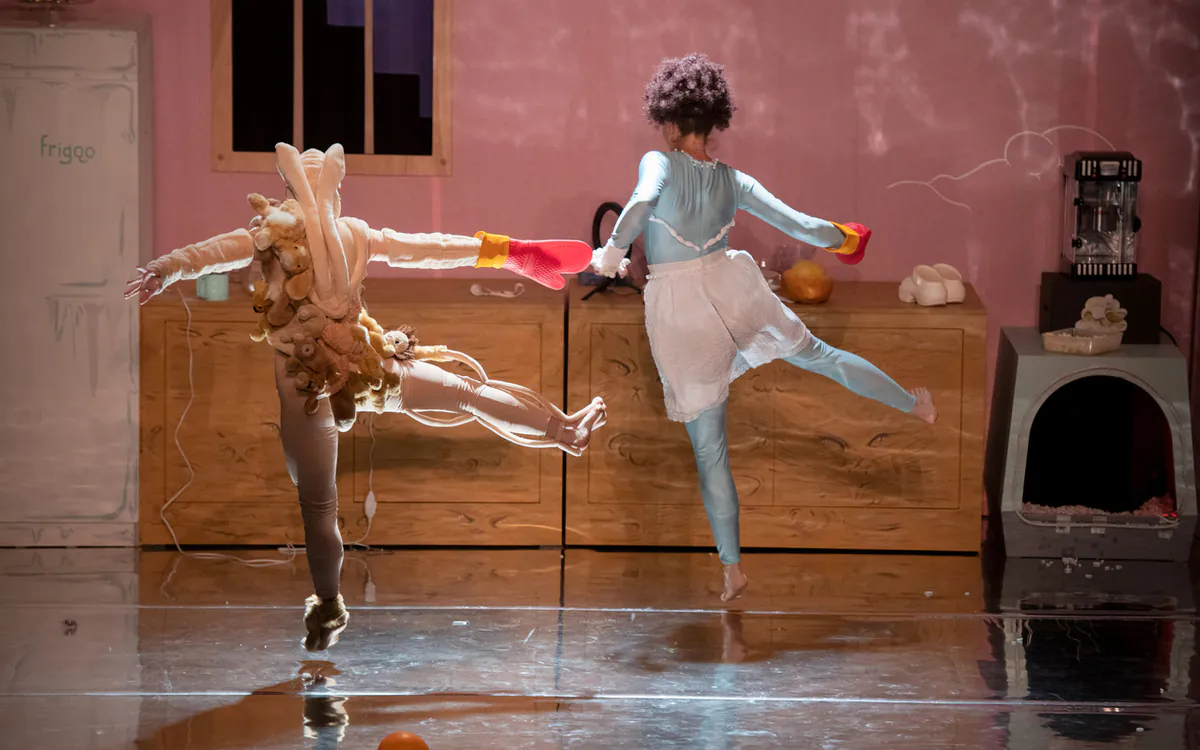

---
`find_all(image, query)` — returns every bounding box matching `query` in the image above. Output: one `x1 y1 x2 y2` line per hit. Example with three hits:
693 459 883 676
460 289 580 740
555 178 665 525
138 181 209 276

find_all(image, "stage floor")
3 546 1198 748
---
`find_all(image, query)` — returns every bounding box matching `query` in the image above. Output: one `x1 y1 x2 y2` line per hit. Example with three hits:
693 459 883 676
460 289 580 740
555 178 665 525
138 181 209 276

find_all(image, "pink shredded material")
1022 496 1176 517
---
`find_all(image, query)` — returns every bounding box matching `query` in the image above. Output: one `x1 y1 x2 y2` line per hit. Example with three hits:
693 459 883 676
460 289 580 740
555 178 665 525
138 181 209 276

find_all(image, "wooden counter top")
144 275 566 322
569 279 985 326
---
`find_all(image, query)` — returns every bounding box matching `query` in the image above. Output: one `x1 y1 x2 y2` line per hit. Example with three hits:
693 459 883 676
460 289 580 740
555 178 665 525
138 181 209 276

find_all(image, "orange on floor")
379 731 430 750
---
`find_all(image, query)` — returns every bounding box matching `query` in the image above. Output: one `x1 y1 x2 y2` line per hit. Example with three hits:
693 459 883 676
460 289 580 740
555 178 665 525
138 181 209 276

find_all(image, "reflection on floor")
2 546 1198 748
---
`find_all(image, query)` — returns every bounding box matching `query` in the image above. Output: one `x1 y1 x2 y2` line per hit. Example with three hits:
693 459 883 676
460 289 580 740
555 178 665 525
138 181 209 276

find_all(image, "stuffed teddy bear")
248 193 316 304
293 336 332 377
248 194 305 247
328 387 357 432
250 280 273 342
358 310 397 358
254 259 294 328
293 367 326 394
270 304 330 351
383 326 419 360
346 325 386 390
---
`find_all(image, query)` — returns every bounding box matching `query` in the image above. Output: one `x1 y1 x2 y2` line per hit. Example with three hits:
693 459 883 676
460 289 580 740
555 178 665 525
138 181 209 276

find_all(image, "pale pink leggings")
274 352 563 599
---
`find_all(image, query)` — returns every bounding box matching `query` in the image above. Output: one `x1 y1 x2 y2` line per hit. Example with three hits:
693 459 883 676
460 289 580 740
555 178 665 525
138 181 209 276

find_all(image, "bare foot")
910 387 937 424
721 563 749 603
558 397 607 456
303 594 349 653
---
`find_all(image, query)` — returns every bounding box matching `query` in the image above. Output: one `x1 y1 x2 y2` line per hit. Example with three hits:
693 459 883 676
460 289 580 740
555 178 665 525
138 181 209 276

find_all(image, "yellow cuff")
474 231 511 269
828 222 860 256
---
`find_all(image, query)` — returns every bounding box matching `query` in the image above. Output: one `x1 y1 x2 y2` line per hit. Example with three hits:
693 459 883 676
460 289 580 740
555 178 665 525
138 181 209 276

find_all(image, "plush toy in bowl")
781 260 833 304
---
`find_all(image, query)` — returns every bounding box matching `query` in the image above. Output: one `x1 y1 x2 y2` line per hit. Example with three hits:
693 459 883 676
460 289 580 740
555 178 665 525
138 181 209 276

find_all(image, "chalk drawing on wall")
1 86 16 130
952 1 1199 194
848 3 943 157
886 125 1115 212
44 206 127 397
46 295 113 397
86 83 137 144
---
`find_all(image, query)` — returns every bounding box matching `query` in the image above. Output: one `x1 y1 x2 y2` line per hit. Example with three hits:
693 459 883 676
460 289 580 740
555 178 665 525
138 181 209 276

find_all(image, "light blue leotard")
607 150 845 264
606 150 916 566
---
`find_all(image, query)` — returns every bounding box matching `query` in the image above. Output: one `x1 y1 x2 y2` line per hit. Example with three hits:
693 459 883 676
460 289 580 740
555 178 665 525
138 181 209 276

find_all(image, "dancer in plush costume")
591 55 936 603
127 143 606 651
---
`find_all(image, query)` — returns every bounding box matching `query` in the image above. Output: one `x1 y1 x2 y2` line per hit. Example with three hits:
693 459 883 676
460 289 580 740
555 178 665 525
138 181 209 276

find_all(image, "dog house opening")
1021 375 1177 521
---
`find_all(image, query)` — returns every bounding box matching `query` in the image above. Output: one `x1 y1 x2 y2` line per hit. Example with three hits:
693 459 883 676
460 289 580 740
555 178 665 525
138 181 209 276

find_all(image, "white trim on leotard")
649 215 736 254
675 150 721 169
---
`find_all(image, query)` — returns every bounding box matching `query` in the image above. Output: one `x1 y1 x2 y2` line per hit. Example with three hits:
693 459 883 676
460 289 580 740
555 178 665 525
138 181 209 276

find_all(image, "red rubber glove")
831 221 871 266
501 239 593 291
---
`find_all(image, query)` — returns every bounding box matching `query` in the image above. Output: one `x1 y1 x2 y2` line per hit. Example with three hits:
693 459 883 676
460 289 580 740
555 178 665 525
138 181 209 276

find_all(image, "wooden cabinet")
565 281 986 552
139 278 565 546
139 278 984 552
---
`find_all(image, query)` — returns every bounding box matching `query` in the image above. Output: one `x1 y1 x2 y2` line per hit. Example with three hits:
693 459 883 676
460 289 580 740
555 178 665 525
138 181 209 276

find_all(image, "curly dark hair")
643 53 736 138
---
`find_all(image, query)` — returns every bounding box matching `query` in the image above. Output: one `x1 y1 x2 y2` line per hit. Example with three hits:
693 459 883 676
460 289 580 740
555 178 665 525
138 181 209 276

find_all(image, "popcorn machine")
1060 151 1142 278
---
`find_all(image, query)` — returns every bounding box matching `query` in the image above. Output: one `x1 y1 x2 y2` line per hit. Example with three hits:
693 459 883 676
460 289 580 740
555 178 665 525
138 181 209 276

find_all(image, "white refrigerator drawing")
0 14 152 546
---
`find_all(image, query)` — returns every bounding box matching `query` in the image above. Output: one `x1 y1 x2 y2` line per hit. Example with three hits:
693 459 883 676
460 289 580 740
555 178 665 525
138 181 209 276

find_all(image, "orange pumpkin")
379 732 430 750
781 260 834 304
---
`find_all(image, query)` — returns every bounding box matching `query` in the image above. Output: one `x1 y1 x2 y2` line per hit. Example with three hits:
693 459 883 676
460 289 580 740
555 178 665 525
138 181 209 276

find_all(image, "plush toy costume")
591 150 921 582
135 143 606 650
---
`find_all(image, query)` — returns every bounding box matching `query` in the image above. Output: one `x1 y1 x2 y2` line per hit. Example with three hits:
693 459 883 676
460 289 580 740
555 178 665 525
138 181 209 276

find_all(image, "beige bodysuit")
143 144 606 644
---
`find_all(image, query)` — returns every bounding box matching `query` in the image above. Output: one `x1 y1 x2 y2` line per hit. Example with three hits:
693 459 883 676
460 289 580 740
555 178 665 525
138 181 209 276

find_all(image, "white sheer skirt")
644 249 813 423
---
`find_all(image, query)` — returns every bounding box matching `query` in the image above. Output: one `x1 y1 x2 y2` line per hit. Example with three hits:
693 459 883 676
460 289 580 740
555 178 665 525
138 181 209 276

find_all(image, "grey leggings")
274 352 563 599
685 335 917 565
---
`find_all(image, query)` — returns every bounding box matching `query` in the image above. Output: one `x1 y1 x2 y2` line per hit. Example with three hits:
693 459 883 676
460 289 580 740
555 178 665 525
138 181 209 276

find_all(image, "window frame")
210 0 452 176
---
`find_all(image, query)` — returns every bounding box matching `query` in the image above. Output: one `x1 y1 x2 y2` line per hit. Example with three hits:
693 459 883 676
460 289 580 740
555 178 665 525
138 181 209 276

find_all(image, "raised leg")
396 359 606 453
274 353 348 651
684 401 748 602
784 336 936 422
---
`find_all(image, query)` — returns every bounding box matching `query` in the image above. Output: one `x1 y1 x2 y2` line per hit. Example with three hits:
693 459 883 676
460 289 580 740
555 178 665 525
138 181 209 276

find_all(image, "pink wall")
121 0 1200 381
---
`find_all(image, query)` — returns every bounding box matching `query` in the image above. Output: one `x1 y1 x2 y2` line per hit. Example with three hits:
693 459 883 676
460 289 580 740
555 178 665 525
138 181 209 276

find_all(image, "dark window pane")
375 73 432 155
303 0 365 154
373 0 434 156
231 0 294 153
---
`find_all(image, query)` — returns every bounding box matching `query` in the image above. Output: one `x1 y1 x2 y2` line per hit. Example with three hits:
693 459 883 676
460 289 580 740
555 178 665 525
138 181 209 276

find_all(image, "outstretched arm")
367 228 484 269
592 151 669 277
363 223 592 292
736 171 870 263
735 171 844 246
125 229 255 304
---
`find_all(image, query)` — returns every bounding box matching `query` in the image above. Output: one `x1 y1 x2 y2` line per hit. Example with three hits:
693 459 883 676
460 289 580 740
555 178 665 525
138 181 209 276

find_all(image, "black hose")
592 201 624 249
1161 325 1179 349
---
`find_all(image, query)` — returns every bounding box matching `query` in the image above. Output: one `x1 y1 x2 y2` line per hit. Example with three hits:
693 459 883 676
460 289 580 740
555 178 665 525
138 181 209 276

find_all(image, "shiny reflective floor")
3 545 1199 748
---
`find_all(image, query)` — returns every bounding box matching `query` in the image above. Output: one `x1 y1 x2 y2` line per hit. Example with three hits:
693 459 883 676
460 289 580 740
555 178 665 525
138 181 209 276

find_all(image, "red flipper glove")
829 221 872 266
502 239 593 291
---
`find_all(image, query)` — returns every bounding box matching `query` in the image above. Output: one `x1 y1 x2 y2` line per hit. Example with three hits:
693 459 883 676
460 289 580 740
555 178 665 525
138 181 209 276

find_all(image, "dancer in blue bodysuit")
591 54 937 602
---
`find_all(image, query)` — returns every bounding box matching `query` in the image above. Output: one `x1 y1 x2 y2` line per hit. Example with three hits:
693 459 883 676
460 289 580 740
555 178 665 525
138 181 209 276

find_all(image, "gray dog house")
986 327 1195 560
